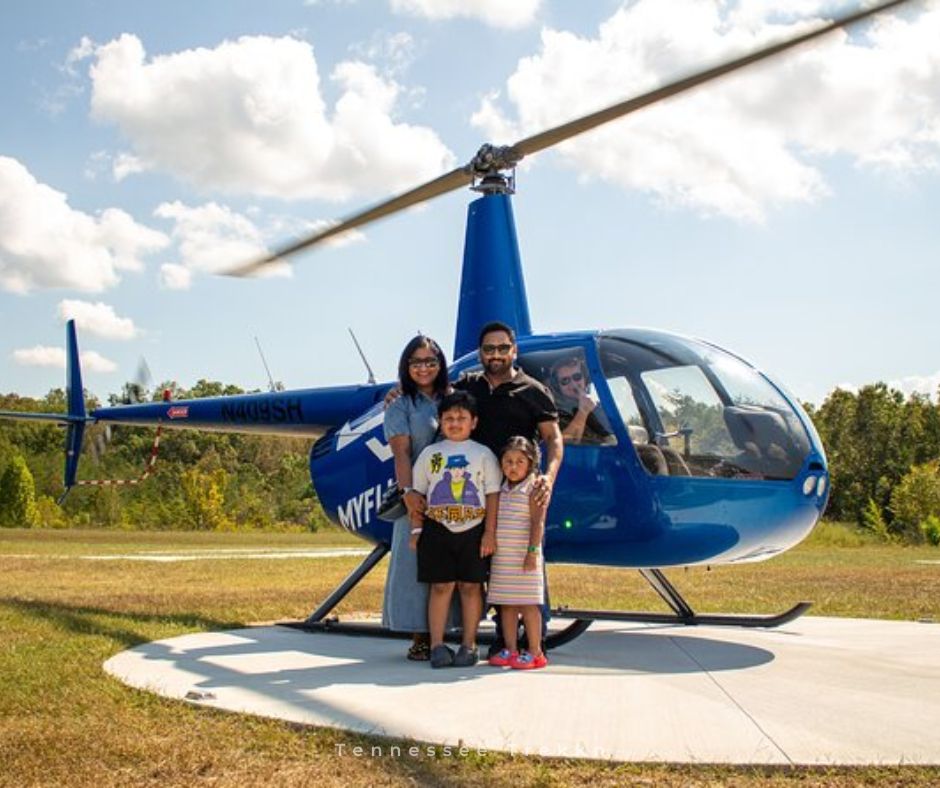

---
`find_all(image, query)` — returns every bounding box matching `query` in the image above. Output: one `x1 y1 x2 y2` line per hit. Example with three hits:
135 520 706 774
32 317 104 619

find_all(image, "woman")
382 334 453 659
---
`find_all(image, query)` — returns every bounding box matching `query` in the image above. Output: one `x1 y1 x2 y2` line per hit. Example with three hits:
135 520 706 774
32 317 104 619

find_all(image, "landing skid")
551 569 811 630
281 549 810 650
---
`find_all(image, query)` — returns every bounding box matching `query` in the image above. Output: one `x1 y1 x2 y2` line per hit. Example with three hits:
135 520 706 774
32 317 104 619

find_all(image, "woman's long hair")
398 335 449 400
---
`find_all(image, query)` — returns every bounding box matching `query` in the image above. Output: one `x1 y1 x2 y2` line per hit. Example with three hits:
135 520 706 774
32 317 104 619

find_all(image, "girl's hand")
480 531 496 558
523 552 538 572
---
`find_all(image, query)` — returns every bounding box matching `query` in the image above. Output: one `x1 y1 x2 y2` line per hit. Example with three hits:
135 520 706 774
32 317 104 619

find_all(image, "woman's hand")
404 490 426 520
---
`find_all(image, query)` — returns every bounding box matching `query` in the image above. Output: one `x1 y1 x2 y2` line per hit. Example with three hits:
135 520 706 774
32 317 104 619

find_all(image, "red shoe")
510 651 547 670
487 648 518 667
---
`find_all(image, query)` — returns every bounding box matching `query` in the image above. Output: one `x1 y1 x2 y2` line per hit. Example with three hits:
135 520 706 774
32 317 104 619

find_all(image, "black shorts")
417 519 489 584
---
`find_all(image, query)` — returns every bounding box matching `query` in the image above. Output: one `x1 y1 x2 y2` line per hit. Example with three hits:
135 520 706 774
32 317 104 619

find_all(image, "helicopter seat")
628 425 669 475
723 405 797 477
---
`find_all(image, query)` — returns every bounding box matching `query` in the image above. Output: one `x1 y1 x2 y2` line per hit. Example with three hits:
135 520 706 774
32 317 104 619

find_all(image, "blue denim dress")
381 392 445 632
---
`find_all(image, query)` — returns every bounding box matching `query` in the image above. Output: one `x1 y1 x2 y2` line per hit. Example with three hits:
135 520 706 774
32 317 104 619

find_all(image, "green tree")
0 454 40 528
889 461 940 541
181 467 233 531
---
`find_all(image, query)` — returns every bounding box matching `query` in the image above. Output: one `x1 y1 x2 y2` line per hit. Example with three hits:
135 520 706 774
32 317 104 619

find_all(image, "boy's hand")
523 552 538 572
480 531 496 558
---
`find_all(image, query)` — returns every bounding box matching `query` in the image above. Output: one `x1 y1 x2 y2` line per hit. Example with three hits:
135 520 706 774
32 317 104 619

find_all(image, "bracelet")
410 527 423 535
527 545 540 553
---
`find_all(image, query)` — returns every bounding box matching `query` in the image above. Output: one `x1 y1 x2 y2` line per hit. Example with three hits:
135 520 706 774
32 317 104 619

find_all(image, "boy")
408 391 501 668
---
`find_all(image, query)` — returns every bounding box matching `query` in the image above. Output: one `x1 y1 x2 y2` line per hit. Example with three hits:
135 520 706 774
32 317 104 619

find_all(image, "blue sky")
2 0 939 407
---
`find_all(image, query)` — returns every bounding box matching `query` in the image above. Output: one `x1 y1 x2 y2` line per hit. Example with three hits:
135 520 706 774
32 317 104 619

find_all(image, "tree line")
1 380 940 544
0 382 332 532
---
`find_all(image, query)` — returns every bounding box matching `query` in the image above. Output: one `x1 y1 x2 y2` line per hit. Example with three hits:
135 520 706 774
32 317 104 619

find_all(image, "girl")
486 435 548 670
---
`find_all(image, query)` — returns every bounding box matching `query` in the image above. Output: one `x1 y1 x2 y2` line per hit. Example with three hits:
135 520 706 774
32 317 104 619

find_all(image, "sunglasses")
481 343 513 355
409 357 440 369
558 372 584 386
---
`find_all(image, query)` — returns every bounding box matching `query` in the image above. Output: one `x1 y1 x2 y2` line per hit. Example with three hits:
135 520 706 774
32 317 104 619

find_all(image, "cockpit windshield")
597 331 811 480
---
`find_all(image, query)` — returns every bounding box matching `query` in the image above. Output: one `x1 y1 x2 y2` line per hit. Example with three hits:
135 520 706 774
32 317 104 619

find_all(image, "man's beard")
485 357 510 376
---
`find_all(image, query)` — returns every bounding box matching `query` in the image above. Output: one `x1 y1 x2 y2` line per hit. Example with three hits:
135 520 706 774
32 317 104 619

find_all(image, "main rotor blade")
226 165 472 276
513 0 912 158
228 0 911 277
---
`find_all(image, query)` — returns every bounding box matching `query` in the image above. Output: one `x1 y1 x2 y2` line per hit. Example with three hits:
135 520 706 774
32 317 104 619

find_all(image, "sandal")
407 637 430 661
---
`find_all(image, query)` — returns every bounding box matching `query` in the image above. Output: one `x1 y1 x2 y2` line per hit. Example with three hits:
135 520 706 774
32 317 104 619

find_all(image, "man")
454 321 563 490
454 321 564 656
550 354 613 445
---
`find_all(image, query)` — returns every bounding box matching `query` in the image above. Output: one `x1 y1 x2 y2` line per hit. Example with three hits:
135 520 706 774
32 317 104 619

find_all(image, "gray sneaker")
430 644 455 668
453 644 479 667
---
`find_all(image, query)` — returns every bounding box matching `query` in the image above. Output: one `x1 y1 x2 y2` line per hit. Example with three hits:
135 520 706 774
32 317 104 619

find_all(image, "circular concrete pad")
104 617 940 764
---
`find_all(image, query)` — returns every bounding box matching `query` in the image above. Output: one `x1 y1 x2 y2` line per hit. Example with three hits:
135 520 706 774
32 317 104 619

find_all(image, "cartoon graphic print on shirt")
426 453 484 525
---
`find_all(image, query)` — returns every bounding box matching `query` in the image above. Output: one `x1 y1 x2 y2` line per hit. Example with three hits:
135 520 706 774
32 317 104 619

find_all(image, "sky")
2 0 939 407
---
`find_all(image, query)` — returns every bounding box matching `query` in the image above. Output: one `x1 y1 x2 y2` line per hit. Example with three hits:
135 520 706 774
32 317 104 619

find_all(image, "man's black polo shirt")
455 369 558 454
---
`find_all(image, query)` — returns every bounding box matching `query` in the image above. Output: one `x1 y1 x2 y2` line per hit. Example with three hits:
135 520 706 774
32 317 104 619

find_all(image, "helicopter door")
515 347 617 448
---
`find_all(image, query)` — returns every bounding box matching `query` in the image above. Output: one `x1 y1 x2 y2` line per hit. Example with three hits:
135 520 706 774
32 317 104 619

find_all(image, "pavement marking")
1 547 370 562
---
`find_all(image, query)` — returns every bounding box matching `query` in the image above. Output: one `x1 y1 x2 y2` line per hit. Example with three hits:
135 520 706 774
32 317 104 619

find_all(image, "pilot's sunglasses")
409 357 440 369
558 372 584 386
481 343 513 355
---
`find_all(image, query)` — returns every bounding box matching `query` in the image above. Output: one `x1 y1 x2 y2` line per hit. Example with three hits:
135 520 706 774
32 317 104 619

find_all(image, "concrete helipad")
104 617 940 765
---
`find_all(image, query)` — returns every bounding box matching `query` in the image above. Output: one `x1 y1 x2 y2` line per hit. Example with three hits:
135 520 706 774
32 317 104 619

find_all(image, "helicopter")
1 0 912 648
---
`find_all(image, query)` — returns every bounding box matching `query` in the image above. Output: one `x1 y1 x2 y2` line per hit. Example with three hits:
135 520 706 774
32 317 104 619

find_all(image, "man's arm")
480 491 498 558
538 418 564 487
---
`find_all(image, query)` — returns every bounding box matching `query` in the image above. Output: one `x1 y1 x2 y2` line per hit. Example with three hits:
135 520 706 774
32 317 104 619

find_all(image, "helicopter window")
597 332 811 480
515 349 617 447
641 365 739 476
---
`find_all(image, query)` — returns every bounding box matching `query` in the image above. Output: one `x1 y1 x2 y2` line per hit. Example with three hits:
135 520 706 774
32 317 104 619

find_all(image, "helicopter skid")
283 617 592 651
552 567 811 629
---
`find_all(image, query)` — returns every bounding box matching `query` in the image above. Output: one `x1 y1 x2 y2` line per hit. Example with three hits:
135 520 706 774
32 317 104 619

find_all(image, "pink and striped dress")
487 477 544 605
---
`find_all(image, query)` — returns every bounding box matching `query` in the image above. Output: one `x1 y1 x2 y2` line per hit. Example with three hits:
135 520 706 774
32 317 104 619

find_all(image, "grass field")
1 522 938 787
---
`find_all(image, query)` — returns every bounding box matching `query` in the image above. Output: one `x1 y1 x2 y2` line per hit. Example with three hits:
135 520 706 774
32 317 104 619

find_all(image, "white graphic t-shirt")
412 438 502 533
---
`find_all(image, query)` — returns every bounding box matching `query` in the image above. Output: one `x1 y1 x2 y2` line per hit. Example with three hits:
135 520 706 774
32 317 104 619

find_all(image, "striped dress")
487 477 544 605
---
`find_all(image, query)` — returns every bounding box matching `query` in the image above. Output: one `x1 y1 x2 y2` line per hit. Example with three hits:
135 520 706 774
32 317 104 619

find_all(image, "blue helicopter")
2 1 908 646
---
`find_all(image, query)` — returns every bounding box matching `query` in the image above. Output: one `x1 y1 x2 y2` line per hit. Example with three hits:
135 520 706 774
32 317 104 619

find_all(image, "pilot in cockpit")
549 354 613 445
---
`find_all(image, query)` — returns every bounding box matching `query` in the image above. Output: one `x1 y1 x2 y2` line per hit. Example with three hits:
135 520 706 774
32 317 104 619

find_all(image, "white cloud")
0 156 169 293
13 346 117 373
88 34 455 200
889 371 940 400
390 0 540 28
349 31 416 77
112 152 148 181
154 200 285 278
57 300 138 340
473 0 940 220
159 263 192 290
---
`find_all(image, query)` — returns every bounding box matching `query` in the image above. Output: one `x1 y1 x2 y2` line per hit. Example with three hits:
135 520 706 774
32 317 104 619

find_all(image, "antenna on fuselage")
254 336 278 392
348 328 376 385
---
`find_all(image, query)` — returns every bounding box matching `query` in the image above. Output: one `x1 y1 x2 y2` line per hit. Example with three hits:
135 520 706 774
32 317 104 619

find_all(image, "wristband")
527 545 540 554
402 487 415 495
410 527 423 535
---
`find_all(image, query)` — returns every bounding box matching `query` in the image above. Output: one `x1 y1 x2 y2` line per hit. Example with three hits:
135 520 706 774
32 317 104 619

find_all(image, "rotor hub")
467 144 521 194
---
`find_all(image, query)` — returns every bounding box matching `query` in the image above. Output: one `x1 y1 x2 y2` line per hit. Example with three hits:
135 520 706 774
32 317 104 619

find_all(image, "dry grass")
0 523 938 787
